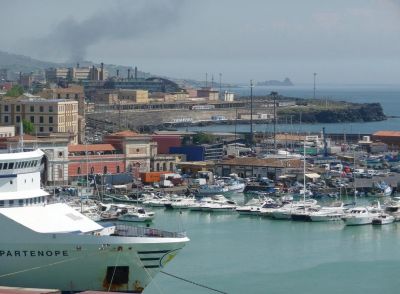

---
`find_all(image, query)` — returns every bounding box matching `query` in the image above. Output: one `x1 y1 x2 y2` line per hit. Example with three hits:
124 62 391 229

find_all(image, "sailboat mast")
303 138 306 203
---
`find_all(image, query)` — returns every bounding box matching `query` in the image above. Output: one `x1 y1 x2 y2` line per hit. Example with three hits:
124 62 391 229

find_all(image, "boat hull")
0 234 187 293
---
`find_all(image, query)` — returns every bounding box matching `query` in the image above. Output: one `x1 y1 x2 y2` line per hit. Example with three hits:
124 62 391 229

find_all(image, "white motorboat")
309 202 346 222
372 213 395 225
0 148 188 292
236 198 266 215
342 207 379 225
196 184 229 196
166 197 197 209
118 207 155 222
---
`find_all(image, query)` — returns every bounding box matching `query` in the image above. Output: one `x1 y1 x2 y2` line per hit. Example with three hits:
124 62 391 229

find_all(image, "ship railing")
113 224 187 238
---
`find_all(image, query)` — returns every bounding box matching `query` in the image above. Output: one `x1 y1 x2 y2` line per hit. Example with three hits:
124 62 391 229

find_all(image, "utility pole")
270 91 278 151
250 80 254 146
313 72 317 99
219 73 222 100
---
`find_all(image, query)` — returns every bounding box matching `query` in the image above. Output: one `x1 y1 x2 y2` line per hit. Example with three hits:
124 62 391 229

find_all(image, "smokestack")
100 62 104 81
127 69 131 80
134 66 138 80
77 62 80 68
116 69 119 78
92 65 96 80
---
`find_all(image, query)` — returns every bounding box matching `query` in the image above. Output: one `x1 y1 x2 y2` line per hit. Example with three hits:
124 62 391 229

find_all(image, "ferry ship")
0 148 189 293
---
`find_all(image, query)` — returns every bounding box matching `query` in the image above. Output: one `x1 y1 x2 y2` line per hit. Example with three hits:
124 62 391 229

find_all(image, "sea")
144 85 400 294
179 84 400 134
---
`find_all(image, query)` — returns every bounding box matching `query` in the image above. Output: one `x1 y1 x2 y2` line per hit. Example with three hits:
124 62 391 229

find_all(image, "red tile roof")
109 130 138 137
68 144 116 152
373 131 400 137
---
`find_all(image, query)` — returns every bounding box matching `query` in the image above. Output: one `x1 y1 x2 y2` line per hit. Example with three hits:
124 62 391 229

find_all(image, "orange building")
68 144 125 179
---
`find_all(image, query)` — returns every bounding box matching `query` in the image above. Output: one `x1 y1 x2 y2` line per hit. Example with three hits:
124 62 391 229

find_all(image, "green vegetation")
22 119 35 135
192 132 216 144
5 85 24 97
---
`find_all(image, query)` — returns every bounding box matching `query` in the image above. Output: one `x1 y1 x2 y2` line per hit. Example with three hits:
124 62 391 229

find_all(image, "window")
49 106 53 112
75 94 78 99
18 199 23 206
40 116 44 123
66 93 69 99
4 105 8 112
90 167 94 174
116 166 120 173
39 127 44 132
8 163 14 169
3 163 8 169
103 166 107 174
30 116 34 123
77 167 81 174
0 163 3 170
16 105 20 112
0 201 4 207
30 106 34 112
4 116 8 123
49 116 53 123
9 200 14 206
40 106 44 112
49 127 53 132
57 94 61 99
16 116 20 123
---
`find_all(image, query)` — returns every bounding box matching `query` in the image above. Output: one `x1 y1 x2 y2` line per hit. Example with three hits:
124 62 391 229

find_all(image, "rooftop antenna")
205 73 208 88
219 73 222 100
211 74 214 89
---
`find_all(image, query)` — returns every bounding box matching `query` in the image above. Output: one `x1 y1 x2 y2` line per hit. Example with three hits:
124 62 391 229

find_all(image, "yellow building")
0 98 80 144
118 89 149 103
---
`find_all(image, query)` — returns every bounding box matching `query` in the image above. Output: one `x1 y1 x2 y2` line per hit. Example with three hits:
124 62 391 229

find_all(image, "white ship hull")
0 212 187 293
342 216 374 225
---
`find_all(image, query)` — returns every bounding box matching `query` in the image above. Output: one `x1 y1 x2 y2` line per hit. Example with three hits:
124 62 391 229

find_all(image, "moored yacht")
342 207 380 226
0 148 188 292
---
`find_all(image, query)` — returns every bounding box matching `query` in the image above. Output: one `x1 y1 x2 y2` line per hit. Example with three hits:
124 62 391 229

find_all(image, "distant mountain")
257 77 294 86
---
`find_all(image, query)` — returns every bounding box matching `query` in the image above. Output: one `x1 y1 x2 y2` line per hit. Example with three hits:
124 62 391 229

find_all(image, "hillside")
0 50 150 78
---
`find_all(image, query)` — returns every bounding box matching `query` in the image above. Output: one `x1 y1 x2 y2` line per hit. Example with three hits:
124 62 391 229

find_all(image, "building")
39 85 85 115
170 143 224 161
45 66 108 83
151 154 185 172
0 134 69 185
0 98 80 144
222 91 234 102
372 131 400 148
103 130 153 176
197 88 219 101
118 89 149 103
215 157 303 179
151 134 182 154
68 144 125 181
92 90 119 104
0 126 15 138
45 68 69 82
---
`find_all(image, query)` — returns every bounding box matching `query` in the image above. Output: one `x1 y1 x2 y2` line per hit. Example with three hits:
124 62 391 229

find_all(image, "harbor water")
144 194 400 294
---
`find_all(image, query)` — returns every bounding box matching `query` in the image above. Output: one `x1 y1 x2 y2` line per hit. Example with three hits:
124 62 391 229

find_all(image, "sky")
1 0 400 84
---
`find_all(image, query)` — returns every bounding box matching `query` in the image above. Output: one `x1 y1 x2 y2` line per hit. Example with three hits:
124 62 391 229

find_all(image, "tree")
22 119 35 135
192 132 216 144
5 85 24 97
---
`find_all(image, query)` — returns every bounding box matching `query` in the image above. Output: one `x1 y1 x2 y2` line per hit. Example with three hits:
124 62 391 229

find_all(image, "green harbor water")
143 194 400 294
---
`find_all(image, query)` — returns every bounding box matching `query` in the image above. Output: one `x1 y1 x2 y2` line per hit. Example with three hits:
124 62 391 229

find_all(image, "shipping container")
140 171 170 183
